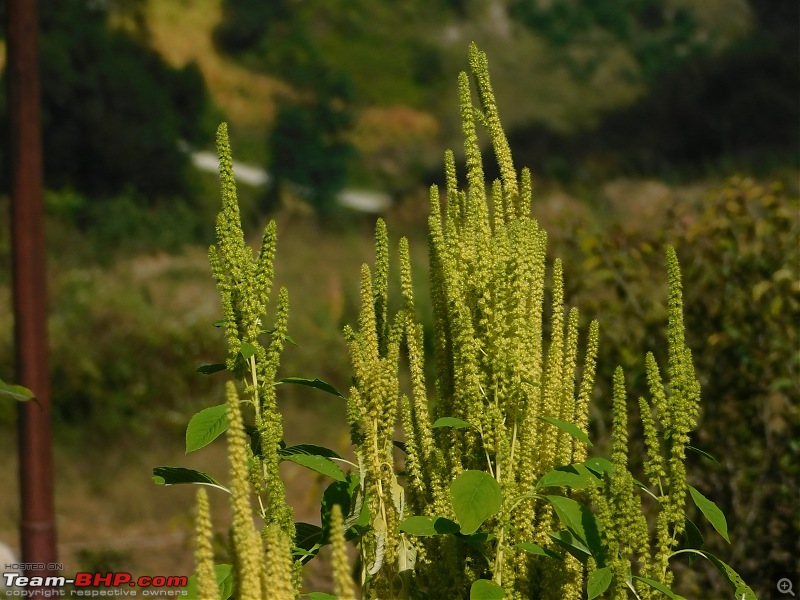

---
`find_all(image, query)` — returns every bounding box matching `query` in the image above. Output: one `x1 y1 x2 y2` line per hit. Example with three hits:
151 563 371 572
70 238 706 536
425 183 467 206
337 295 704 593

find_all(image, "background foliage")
0 0 210 200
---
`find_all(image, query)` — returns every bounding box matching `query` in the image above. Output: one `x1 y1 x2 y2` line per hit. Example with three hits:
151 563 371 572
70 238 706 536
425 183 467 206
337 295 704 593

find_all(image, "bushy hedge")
560 176 799 595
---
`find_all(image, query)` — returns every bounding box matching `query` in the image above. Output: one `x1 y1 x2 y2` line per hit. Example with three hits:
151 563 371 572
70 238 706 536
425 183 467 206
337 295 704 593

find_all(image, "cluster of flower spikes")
193 123 298 600
344 43 601 600
590 245 701 599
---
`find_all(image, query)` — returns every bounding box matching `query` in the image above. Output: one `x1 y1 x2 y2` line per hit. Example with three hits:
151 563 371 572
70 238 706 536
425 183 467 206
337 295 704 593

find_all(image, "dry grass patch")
145 0 284 129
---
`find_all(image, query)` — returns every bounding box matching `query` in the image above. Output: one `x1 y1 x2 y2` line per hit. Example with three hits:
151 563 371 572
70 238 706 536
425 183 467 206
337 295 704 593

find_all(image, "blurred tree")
509 0 708 83
267 70 356 214
213 0 288 55
502 0 799 180
214 0 357 214
0 0 210 200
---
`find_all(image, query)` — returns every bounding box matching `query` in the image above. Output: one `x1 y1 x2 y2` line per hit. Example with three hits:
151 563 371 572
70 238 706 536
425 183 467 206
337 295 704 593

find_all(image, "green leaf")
470 579 505 599
215 564 234 600
196 363 226 375
304 594 337 600
632 576 687 599
687 445 719 464
545 496 587 543
152 467 229 493
688 485 730 543
514 542 563 561
239 341 257 360
393 440 407 453
545 496 604 562
399 516 460 537
432 416 472 429
670 550 756 599
538 416 592 446
282 454 346 482
294 522 324 564
588 567 613 599
0 378 35 402
583 457 614 477
677 517 704 554
295 522 324 547
536 464 594 489
279 444 343 460
451 470 502 535
321 474 365 541
185 404 228 453
278 377 344 398
184 563 233 600
212 318 225 328
549 530 592 563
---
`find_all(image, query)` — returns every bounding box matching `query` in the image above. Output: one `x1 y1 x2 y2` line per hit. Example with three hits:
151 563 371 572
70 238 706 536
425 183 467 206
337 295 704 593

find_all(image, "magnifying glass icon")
778 578 796 596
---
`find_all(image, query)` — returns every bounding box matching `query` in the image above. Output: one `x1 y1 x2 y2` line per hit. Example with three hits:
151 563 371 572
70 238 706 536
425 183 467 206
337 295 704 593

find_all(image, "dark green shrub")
0 0 210 199
562 176 799 597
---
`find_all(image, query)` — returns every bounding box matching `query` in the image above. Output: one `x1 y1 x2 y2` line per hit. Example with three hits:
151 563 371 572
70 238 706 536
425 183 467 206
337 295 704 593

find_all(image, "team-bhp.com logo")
2 571 188 597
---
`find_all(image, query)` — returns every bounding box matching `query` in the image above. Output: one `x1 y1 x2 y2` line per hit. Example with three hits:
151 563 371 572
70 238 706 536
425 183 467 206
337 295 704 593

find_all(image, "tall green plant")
156 44 756 600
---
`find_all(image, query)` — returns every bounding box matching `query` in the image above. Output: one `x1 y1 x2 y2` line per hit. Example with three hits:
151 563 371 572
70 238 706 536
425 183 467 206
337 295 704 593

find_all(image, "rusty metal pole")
7 0 58 581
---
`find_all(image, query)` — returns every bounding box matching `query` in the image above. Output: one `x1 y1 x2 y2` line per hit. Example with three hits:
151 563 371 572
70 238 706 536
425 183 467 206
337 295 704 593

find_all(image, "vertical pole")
7 0 58 582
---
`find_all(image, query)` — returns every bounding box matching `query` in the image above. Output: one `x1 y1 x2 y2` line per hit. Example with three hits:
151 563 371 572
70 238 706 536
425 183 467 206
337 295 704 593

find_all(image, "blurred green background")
0 0 797 596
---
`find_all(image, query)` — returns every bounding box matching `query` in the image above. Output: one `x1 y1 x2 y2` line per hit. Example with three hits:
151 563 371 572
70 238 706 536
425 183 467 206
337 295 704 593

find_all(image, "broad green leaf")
278 377 344 398
583 457 614 477
632 576 687 599
212 319 225 328
294 522 324 564
451 470 502 535
279 444 343 460
321 475 363 540
687 445 720 464
537 464 594 489
295 522 324 550
239 341 257 360
399 516 460 537
688 485 730 542
538 416 592 446
196 363 226 375
459 531 495 545
545 496 588 544
671 550 756 599
152 467 229 493
549 530 591 563
244 424 263 457
514 542 563 561
432 416 472 429
282 454 346 482
184 563 233 600
215 564 234 600
588 567 613 599
677 517 704 554
0 378 35 402
545 496 604 562
185 404 228 453
470 579 505 600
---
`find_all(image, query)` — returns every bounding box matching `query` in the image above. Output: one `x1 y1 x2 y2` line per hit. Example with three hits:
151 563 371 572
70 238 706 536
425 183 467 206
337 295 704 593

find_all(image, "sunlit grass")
145 0 284 133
